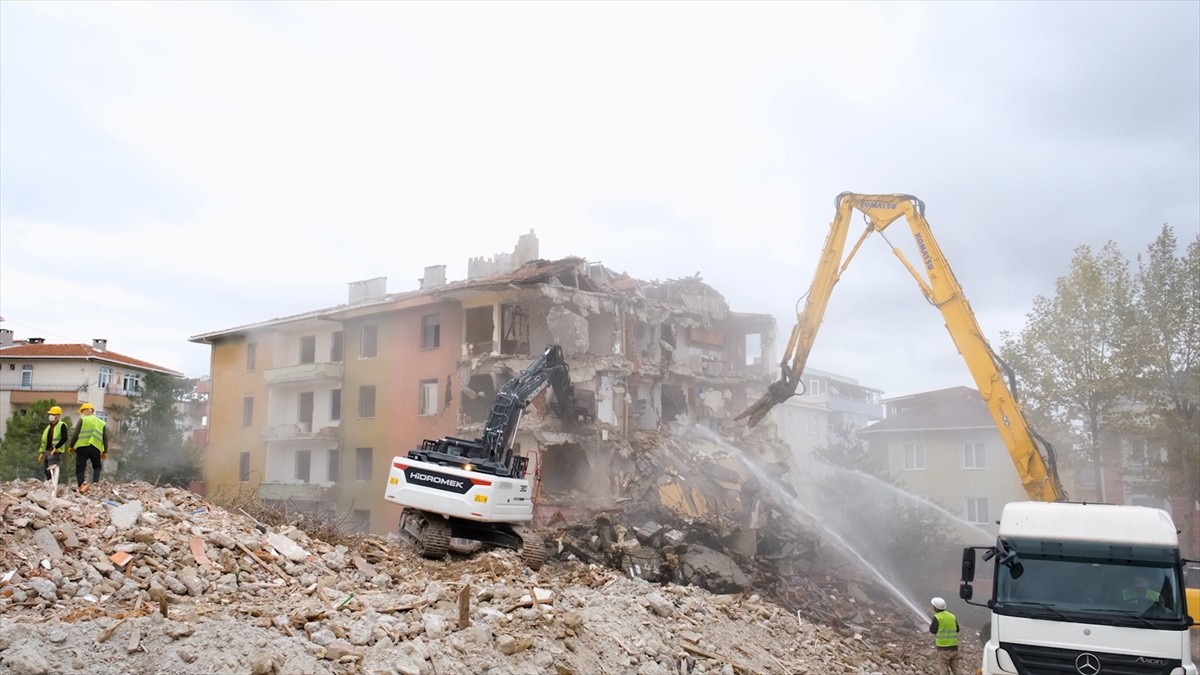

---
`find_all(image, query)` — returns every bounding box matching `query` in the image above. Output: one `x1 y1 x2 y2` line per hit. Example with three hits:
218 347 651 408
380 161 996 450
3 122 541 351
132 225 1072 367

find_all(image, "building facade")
772 367 884 472
858 386 1029 535
192 234 782 535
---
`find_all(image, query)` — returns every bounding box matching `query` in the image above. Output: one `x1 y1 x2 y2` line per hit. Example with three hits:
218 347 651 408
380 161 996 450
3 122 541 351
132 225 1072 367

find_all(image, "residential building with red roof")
0 330 182 438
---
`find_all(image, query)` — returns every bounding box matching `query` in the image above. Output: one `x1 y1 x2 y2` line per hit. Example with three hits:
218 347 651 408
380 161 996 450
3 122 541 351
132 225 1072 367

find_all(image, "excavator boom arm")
481 344 574 468
737 193 1065 502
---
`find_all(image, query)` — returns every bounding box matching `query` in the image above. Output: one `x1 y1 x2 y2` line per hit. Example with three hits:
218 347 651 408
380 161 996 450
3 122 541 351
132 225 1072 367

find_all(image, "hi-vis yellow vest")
39 421 68 452
935 610 958 648
76 415 106 452
1123 587 1161 603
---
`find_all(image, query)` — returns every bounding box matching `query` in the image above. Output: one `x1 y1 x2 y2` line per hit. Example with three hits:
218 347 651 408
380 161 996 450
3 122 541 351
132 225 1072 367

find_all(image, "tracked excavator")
383 344 575 571
737 193 1198 673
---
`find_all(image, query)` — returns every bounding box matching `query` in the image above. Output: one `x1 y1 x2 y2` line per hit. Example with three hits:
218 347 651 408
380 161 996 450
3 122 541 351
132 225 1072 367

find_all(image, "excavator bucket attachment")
735 377 799 428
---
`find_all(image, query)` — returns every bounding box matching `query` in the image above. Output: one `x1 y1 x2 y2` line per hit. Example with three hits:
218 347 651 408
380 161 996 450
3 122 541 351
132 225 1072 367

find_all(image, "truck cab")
961 501 1196 675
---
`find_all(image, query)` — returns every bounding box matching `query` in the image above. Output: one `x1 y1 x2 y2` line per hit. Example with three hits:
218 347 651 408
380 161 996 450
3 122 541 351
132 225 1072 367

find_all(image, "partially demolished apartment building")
191 233 783 537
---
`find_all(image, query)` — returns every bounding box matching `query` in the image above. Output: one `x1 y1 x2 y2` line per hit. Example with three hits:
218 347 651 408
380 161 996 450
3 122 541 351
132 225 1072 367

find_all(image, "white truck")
960 501 1197 675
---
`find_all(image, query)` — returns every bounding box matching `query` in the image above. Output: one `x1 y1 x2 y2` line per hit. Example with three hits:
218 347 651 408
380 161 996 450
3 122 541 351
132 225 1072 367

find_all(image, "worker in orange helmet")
68 402 107 493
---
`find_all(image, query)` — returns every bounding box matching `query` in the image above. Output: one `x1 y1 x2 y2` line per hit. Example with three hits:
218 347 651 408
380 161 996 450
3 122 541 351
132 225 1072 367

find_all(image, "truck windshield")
994 539 1185 628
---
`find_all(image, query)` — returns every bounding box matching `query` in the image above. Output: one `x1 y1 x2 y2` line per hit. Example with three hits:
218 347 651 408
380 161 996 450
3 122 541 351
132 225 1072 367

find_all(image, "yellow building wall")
885 428 1029 535
203 333 272 500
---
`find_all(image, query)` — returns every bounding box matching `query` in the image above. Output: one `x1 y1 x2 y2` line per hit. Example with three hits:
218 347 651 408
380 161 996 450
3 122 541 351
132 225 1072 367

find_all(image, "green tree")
1125 226 1200 509
814 422 878 473
0 400 70 480
114 372 201 486
1000 242 1138 500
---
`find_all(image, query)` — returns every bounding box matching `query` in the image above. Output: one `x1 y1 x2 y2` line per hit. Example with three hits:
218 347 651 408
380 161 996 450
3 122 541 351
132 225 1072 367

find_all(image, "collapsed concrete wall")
445 257 787 566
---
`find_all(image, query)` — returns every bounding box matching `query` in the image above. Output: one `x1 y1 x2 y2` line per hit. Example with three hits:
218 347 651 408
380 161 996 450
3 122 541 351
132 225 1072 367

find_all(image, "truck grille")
999 642 1180 675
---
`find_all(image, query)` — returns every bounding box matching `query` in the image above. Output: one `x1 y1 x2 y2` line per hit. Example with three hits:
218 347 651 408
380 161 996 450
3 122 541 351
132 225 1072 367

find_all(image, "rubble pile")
0 479 973 674
546 432 948 659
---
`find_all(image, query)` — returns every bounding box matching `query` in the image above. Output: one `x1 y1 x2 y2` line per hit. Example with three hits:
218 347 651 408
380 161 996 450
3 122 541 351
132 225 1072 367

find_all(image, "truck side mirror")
1009 561 1024 580
961 548 976 583
959 582 973 601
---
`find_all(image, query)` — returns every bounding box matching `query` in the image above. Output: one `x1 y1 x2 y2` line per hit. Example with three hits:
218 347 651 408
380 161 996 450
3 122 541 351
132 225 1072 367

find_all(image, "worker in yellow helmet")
37 406 69 481
68 402 107 493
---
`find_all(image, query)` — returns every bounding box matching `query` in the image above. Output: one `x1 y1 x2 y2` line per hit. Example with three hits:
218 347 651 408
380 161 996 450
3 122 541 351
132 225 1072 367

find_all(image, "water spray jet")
682 425 930 624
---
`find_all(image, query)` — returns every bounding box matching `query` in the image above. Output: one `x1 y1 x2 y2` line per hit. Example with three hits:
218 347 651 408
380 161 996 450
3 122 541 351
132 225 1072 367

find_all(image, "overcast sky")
2 1 1197 399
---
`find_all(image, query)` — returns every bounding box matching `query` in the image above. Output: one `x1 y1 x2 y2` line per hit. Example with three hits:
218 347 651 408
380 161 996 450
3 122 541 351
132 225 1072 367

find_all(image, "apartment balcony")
1 382 82 406
263 362 342 386
827 396 884 418
261 422 340 442
0 382 84 392
257 481 334 502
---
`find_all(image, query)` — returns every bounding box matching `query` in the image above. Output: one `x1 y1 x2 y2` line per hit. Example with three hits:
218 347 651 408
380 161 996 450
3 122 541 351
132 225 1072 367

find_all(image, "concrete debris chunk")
31 528 61 560
108 501 143 529
644 592 675 617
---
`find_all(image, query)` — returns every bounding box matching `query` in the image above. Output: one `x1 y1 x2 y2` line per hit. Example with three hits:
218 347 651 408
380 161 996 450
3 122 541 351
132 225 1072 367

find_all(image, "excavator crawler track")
418 514 451 559
399 509 451 560
513 526 545 571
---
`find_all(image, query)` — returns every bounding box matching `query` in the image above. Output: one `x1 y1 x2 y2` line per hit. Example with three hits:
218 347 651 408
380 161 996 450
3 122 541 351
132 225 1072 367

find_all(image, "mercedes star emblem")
1075 652 1101 675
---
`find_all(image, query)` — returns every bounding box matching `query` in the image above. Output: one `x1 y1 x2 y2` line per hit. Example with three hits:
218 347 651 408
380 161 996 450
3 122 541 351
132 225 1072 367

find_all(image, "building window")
965 496 990 524
20 365 32 388
360 325 378 358
418 379 438 416
327 449 340 482
356 447 373 481
298 391 314 428
242 396 254 427
239 452 251 482
963 442 987 469
121 372 142 395
358 385 376 418
903 443 925 470
299 335 316 364
295 450 311 482
421 315 440 350
807 378 825 396
246 342 257 371
98 366 113 391
351 509 370 534
330 389 341 421
806 414 818 436
330 331 343 363
784 414 793 433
